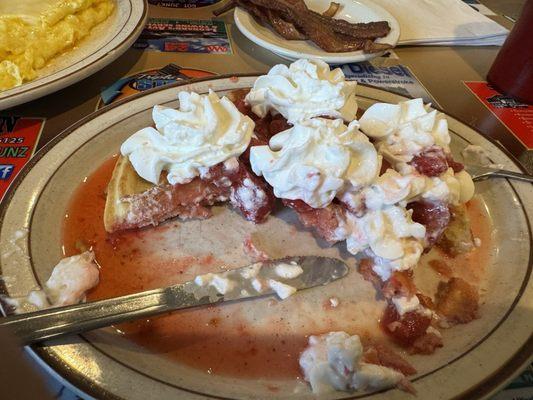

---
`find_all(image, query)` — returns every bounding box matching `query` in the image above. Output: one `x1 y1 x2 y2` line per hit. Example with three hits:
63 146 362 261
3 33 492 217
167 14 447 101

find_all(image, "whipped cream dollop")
121 90 254 185
359 99 450 165
299 331 404 394
336 205 425 280
250 118 379 208
245 59 358 124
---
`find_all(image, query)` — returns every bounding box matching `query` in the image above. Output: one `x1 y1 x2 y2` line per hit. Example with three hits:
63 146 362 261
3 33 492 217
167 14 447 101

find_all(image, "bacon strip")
215 0 392 53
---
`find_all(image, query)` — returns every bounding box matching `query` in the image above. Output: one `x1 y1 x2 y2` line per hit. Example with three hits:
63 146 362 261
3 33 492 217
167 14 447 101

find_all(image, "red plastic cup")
487 1 533 105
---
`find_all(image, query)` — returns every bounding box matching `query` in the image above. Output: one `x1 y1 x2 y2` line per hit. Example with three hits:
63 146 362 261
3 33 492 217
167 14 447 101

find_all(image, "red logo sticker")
464 81 533 149
0 117 45 200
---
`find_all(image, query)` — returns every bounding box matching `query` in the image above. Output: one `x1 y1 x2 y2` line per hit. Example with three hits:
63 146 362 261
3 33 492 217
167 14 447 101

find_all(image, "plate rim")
0 0 149 111
0 73 531 400
233 0 400 63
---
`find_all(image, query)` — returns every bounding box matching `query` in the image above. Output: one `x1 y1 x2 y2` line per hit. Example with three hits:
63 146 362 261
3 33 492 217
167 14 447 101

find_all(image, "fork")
465 165 533 183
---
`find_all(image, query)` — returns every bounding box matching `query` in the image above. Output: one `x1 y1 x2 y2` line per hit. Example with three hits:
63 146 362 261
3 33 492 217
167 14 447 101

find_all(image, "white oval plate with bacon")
234 0 400 63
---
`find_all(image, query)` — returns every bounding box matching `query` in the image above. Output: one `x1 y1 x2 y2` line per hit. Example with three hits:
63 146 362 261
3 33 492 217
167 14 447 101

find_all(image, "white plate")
0 0 148 111
234 0 400 64
0 76 531 400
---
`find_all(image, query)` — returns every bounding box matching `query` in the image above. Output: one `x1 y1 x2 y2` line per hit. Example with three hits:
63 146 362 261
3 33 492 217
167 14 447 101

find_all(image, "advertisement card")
0 117 45 200
464 81 533 149
134 19 232 54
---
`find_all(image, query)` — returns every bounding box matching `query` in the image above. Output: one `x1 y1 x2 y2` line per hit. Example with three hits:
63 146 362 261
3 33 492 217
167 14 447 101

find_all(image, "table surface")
5 0 532 172
1 0 532 399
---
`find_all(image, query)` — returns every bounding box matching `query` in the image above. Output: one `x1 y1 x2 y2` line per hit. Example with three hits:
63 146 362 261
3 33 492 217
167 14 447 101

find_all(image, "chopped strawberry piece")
228 163 275 223
409 331 443 355
243 234 270 261
409 146 448 177
445 153 464 173
283 200 345 243
408 200 451 247
236 95 291 165
360 260 419 302
428 259 453 278
380 159 392 175
269 114 291 136
240 115 281 166
233 96 252 118
382 271 417 299
283 199 315 213
408 146 464 176
381 302 431 347
254 116 274 143
358 258 382 287
416 293 436 310
230 89 256 120
360 260 440 354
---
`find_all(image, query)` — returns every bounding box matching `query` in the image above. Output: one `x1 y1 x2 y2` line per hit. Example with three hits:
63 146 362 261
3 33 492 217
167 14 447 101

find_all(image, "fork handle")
488 169 533 183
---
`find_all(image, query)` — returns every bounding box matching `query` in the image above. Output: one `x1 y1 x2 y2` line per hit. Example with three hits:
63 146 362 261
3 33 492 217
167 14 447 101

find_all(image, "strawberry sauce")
61 156 306 379
62 156 493 380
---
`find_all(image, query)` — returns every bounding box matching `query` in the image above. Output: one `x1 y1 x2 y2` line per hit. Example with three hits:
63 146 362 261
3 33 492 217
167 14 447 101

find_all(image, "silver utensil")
0 256 348 345
465 165 533 183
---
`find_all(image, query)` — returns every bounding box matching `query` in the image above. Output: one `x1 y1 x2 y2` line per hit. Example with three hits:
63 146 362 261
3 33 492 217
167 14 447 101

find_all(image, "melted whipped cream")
392 295 432 317
299 331 404 394
426 168 474 205
336 166 473 280
45 251 100 307
359 99 450 165
245 59 358 124
121 90 254 185
250 118 379 208
341 167 474 212
461 144 503 169
4 251 100 312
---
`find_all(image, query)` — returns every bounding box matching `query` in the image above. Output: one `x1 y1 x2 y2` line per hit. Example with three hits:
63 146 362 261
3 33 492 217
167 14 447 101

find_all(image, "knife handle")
0 288 173 345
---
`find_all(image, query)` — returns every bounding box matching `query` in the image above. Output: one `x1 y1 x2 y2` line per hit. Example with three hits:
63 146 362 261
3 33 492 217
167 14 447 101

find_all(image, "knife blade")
0 256 348 345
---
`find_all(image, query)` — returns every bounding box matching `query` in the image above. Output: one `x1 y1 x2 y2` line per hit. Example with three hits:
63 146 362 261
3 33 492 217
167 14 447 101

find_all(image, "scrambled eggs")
0 0 115 91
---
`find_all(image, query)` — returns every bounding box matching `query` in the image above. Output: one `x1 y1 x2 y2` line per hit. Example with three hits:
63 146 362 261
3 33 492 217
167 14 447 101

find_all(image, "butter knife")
0 256 348 345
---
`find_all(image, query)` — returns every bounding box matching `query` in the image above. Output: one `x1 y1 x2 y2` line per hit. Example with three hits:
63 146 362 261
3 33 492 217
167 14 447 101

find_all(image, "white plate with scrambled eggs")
0 0 148 110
